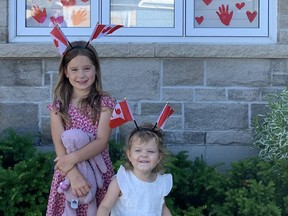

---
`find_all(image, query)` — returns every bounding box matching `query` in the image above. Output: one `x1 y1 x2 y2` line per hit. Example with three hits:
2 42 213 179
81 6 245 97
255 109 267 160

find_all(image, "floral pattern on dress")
46 96 116 216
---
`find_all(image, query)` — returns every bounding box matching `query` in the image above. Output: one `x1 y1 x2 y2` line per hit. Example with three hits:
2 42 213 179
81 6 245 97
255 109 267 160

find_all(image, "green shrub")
0 129 36 169
0 129 54 216
211 157 283 216
211 179 281 216
165 152 226 215
253 88 288 162
1 125 288 215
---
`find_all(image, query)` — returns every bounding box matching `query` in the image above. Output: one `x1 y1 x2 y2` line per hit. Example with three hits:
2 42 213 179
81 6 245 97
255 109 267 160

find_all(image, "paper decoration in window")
194 0 259 28
26 0 91 27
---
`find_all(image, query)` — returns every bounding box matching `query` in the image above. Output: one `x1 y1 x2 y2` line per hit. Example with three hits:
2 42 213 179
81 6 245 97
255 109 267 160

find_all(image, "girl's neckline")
129 169 158 184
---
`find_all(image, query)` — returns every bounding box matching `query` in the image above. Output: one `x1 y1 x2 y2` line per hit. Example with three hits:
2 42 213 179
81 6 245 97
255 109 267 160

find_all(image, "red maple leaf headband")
109 99 174 131
50 23 123 55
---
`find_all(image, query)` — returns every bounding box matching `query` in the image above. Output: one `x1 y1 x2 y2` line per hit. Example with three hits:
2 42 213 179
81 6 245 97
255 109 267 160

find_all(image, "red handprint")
31 5 47 24
216 4 233 26
71 9 87 26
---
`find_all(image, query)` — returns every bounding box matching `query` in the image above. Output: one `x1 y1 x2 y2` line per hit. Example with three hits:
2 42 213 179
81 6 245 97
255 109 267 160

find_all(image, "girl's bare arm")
97 177 120 216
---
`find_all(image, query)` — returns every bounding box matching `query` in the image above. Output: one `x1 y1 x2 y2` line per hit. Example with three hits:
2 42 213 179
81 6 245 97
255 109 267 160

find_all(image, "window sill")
0 43 287 59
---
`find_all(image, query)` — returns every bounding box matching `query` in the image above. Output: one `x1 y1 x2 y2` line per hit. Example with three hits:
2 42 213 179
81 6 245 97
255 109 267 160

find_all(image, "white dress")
110 165 173 216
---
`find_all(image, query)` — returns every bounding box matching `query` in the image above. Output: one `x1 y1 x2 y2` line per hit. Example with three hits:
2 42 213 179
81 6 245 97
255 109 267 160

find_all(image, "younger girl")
46 41 116 215
97 123 173 216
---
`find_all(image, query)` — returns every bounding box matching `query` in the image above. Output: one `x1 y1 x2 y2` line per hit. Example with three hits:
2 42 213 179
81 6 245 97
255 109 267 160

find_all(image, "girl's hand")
54 153 77 176
68 168 91 197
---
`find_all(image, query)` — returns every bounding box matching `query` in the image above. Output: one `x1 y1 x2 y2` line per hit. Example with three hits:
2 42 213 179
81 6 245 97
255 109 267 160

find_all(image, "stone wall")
1 0 288 170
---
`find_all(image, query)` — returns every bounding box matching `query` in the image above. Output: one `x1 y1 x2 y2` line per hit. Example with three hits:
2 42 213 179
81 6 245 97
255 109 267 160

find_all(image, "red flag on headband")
50 25 69 55
109 99 134 128
156 104 174 129
89 23 123 41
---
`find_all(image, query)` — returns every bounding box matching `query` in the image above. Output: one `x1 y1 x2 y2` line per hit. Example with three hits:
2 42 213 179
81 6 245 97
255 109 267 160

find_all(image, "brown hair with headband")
52 40 108 125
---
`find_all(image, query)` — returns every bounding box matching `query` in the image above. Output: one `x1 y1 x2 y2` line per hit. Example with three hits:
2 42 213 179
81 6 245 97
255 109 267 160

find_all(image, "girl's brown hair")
52 41 108 125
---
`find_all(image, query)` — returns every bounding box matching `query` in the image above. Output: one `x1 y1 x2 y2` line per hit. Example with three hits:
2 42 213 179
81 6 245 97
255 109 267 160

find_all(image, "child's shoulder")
158 173 172 183
100 95 116 109
47 100 60 112
158 173 173 195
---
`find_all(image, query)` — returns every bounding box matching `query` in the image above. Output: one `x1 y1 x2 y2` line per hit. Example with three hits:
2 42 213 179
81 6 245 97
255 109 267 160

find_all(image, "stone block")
167 144 206 162
40 102 51 116
0 87 50 102
206 130 253 145
279 0 288 15
162 88 194 101
130 44 155 57
162 59 204 86
195 88 226 101
101 58 160 100
206 59 271 87
40 116 52 145
250 103 269 125
270 59 288 73
95 44 130 57
228 88 261 101
205 145 259 172
0 0 7 27
0 59 43 86
0 103 39 134
272 74 288 86
164 131 206 145
44 58 61 72
261 88 285 101
0 27 6 43
141 102 182 116
185 103 248 131
279 31 288 45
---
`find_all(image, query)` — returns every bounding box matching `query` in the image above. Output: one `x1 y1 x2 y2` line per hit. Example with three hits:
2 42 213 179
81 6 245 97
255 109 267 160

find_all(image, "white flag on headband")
156 104 174 129
50 25 69 55
89 23 124 42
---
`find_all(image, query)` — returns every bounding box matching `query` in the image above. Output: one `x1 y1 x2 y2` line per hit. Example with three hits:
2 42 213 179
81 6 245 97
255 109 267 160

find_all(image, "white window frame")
101 0 183 37
9 0 277 43
10 0 100 42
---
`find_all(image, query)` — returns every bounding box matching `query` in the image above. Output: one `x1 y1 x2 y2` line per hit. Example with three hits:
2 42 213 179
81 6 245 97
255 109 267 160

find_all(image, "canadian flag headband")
109 99 174 131
50 23 124 55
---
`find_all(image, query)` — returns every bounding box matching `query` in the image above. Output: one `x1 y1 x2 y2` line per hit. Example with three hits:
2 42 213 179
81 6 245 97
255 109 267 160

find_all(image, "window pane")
186 0 270 38
26 0 91 27
110 0 175 27
194 0 259 28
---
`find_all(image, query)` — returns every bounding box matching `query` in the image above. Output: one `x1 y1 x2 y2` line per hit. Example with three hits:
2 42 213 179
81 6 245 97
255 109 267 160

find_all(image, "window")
9 0 276 43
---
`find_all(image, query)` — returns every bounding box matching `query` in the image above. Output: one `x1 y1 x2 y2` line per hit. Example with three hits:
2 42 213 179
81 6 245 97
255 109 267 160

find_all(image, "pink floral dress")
46 96 116 216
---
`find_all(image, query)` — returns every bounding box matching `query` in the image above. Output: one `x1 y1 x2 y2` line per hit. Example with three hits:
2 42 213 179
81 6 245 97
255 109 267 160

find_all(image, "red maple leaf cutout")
115 108 121 115
102 26 113 34
53 39 59 48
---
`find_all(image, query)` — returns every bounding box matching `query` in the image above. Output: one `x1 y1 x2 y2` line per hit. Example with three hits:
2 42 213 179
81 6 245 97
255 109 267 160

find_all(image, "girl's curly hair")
124 123 169 174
